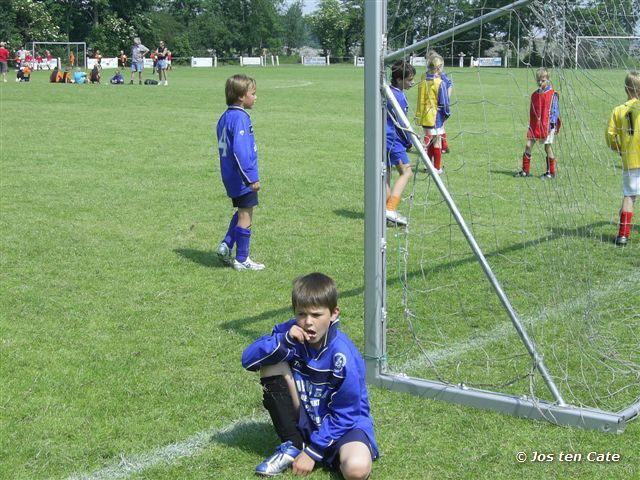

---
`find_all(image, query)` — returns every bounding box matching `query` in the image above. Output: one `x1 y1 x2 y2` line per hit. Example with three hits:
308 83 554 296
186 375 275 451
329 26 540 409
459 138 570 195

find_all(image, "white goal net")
366 0 639 432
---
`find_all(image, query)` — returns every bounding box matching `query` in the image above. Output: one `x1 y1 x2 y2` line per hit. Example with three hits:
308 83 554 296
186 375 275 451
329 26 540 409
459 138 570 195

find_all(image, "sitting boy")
242 273 379 479
110 70 124 84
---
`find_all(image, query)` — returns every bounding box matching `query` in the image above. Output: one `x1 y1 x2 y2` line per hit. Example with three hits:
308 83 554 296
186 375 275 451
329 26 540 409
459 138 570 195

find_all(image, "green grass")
1 65 638 480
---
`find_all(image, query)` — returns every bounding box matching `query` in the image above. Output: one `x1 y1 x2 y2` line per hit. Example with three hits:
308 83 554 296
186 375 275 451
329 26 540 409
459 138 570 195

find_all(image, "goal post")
29 41 87 68
364 0 639 433
574 36 640 69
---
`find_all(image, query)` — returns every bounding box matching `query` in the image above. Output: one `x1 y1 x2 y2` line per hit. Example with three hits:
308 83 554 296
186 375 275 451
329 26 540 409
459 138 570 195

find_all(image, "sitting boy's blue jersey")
242 318 379 463
216 106 259 199
386 85 412 150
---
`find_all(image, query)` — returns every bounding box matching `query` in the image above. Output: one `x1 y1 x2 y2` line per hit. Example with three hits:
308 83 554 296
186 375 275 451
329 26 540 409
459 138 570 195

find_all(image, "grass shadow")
174 248 228 269
491 169 520 177
211 419 277 457
221 221 615 340
334 209 364 220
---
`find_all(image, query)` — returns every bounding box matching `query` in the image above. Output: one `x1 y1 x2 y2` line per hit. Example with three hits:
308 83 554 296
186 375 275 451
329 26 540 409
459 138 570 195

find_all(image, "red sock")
442 133 449 150
547 157 556 175
433 147 442 170
618 211 633 238
522 153 531 174
427 143 434 161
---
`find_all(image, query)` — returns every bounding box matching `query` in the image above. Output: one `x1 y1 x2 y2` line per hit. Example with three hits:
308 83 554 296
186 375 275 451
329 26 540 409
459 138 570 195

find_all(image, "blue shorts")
387 145 410 167
298 407 376 468
232 190 259 208
157 59 167 70
131 61 144 72
325 428 376 469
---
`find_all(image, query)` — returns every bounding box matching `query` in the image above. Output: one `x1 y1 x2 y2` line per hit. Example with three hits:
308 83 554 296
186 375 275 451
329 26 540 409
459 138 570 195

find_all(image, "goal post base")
368 371 627 433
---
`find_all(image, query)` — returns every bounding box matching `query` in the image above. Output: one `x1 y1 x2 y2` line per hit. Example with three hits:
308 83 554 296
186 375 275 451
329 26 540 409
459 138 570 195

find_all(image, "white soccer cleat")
255 441 301 476
233 257 265 271
386 210 408 226
215 242 233 266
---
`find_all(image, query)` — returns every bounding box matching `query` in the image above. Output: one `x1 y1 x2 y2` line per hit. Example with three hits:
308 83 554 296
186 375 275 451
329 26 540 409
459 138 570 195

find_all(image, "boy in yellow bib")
606 71 640 246
415 54 450 174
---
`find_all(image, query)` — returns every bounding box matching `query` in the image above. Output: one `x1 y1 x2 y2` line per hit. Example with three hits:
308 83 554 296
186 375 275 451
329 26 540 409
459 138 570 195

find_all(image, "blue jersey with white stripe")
216 106 259 198
242 318 379 463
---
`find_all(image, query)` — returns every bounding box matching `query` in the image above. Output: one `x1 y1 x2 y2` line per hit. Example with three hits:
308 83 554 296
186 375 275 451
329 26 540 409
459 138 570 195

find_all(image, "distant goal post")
574 36 640 69
28 41 87 68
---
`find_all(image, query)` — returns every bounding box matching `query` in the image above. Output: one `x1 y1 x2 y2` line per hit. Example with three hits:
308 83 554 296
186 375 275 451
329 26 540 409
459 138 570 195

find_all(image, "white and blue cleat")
255 441 301 476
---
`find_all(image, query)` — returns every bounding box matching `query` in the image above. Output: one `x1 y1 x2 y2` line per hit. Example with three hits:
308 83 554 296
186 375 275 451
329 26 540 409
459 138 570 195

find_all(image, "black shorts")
232 190 259 208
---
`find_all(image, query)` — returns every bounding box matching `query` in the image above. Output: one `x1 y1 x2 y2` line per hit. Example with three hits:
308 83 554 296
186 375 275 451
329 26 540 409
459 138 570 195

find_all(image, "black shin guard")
261 375 303 449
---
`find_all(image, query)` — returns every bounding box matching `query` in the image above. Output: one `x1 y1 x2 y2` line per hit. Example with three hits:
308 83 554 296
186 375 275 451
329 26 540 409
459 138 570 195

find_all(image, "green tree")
310 0 349 57
282 0 308 54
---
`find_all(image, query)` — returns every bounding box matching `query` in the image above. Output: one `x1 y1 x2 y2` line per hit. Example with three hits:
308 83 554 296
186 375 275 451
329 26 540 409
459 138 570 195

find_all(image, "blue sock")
234 226 251 263
223 212 238 248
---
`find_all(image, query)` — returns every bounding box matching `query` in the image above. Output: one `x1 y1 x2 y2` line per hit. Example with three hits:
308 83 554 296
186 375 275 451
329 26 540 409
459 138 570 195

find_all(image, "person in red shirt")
0 42 10 83
515 67 561 178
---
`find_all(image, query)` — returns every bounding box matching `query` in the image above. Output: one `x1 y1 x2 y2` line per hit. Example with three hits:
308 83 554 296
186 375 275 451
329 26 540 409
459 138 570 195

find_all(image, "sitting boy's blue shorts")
232 190 259 208
298 407 376 468
325 428 376 469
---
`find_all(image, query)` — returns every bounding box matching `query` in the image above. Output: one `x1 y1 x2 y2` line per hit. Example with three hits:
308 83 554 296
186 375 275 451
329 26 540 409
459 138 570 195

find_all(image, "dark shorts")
298 407 375 468
325 428 375 469
231 190 259 208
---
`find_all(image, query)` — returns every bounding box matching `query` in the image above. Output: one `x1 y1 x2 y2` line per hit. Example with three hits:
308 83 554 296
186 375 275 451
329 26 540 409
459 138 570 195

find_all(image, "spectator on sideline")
72 68 87 84
155 40 169 85
49 66 63 83
94 49 102 67
45 50 52 69
110 70 124 84
130 37 149 85
0 42 9 83
17 46 26 66
89 63 101 83
118 50 127 69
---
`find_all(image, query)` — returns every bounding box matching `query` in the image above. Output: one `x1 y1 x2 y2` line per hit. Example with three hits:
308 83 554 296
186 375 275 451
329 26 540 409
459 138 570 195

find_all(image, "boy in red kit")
606 71 640 246
515 67 561 178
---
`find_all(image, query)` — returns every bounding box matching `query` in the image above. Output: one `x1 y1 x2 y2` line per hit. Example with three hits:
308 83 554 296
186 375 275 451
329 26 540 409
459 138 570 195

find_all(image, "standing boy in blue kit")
242 273 378 478
215 74 265 270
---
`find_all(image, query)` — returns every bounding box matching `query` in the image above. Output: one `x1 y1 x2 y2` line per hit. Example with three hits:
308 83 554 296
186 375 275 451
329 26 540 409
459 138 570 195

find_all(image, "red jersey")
528 88 561 139
0 47 9 62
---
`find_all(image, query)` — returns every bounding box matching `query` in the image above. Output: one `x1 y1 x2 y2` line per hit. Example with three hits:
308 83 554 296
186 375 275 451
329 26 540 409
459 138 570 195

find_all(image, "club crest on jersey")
333 353 347 372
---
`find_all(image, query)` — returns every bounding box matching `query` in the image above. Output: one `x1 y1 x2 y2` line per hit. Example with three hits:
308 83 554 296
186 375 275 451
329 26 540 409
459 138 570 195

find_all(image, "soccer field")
1 66 638 479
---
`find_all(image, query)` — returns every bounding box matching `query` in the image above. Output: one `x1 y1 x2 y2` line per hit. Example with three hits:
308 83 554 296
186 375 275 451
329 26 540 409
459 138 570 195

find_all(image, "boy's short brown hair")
625 71 640 98
225 74 256 106
291 273 338 312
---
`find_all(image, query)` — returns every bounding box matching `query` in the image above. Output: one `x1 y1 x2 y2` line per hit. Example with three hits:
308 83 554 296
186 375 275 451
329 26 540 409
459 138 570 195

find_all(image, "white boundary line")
67 415 268 480
395 270 640 372
67 273 638 479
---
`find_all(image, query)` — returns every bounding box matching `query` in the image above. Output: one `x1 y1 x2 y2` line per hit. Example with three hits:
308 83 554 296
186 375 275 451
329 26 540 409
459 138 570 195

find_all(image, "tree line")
1 0 636 62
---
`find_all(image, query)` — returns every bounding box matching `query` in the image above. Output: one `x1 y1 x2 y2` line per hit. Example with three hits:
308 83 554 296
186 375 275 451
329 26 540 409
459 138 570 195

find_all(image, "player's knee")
340 456 371 480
